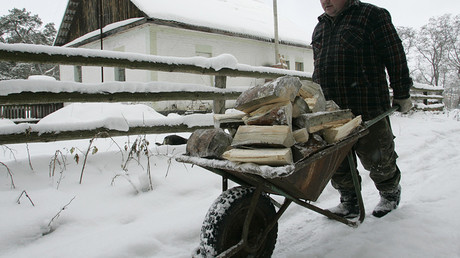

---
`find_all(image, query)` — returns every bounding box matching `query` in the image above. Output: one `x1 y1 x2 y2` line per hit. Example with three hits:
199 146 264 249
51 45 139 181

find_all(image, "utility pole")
98 0 104 82
273 0 280 65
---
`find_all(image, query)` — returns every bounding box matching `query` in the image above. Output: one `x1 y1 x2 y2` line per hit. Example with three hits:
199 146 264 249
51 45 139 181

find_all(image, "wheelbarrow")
175 107 398 257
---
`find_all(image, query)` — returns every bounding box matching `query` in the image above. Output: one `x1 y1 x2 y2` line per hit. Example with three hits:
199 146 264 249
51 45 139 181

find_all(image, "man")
312 0 413 218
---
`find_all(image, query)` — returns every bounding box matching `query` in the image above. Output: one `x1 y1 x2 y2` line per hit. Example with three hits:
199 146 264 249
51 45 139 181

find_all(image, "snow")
1 109 460 257
0 103 214 135
130 0 309 45
64 18 145 47
0 42 312 78
0 78 245 96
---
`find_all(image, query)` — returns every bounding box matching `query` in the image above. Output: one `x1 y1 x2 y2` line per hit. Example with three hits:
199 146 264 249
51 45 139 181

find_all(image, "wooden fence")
0 43 311 145
0 44 444 145
410 84 444 111
1 103 64 122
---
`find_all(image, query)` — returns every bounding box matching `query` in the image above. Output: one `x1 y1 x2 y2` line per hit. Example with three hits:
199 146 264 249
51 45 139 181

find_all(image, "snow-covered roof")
56 0 309 47
130 0 309 46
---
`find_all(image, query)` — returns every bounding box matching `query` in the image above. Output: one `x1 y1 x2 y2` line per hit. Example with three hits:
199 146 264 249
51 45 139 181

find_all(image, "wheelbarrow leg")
347 152 365 224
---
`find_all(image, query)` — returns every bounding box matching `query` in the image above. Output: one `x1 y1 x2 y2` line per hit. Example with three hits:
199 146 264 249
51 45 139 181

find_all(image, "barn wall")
66 0 145 44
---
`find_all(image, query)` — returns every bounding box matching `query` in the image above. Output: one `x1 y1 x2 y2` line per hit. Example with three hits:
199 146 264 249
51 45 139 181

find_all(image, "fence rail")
410 84 444 111
0 43 312 145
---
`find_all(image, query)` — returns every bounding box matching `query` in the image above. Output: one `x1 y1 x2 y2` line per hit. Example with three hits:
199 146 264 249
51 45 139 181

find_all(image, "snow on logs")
186 76 362 166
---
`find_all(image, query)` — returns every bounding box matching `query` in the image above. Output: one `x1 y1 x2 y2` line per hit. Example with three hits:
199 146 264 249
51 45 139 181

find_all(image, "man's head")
320 0 348 17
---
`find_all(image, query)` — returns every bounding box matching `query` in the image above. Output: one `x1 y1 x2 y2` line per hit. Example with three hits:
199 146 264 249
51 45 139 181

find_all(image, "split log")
232 125 295 148
222 148 293 166
293 109 354 133
234 76 302 113
213 112 245 125
292 96 311 118
243 101 292 126
298 80 326 112
325 100 341 111
186 128 232 158
293 128 309 143
291 134 328 162
322 115 362 143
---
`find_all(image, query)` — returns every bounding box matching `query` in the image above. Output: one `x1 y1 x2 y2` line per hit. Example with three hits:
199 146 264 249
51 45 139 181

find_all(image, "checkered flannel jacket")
311 0 412 120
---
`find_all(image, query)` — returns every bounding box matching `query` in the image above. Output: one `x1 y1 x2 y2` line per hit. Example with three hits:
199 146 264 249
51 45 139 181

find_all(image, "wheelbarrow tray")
176 127 368 202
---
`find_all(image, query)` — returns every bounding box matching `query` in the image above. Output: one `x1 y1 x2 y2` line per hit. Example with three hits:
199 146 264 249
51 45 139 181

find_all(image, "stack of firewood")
186 76 362 166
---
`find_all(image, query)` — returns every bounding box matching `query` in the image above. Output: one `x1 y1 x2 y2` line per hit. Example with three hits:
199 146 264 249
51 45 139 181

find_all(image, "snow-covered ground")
1 110 460 257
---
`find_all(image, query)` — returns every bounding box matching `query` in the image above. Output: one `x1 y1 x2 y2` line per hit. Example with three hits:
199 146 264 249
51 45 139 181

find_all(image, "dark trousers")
331 117 401 193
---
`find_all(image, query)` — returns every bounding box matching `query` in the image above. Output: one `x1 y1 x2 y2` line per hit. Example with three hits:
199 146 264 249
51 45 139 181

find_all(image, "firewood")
222 148 293 166
298 80 326 112
213 112 245 133
291 134 328 162
293 109 354 133
325 100 341 111
293 128 309 143
234 76 302 113
292 96 311 117
186 128 232 158
322 115 362 143
243 101 292 126
232 125 295 148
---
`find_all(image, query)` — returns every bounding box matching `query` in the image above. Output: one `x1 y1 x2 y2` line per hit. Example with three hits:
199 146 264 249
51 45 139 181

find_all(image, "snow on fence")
0 43 312 145
410 83 444 111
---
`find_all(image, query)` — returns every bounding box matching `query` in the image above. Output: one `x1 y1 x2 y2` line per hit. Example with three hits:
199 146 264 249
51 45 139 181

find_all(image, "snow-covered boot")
372 185 401 218
327 191 359 219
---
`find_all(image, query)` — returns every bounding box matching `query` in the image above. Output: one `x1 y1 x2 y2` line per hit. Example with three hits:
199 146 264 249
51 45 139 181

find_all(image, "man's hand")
392 97 412 113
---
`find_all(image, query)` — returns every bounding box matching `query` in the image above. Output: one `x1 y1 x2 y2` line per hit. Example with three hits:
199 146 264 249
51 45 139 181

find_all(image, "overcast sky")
1 0 460 41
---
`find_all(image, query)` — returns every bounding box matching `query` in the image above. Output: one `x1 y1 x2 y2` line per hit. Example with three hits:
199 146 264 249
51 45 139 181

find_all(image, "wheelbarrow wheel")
197 186 278 257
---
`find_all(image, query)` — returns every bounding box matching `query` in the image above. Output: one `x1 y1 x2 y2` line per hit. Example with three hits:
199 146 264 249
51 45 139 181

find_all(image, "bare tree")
446 15 460 81
413 14 452 87
397 26 417 58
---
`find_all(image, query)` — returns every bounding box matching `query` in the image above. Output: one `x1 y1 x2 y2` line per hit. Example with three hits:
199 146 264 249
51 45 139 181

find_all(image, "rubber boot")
372 185 401 218
327 190 359 219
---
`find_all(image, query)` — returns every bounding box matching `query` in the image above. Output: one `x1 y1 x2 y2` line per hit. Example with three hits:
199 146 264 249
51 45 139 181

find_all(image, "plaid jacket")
312 0 412 120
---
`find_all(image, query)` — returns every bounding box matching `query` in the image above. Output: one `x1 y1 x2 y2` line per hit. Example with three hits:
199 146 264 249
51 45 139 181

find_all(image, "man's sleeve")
371 8 412 99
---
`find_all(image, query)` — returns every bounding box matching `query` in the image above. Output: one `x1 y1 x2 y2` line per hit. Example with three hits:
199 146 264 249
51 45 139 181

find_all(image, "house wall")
60 23 313 112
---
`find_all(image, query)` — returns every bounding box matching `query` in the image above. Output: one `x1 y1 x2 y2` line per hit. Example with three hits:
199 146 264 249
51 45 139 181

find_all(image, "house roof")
130 0 308 45
55 0 310 47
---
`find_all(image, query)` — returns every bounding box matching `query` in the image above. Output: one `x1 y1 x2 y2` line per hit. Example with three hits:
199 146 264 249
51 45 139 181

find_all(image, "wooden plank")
0 124 214 145
232 125 295 148
322 115 362 144
234 76 302 113
0 46 312 80
213 75 227 114
222 148 293 166
0 91 242 105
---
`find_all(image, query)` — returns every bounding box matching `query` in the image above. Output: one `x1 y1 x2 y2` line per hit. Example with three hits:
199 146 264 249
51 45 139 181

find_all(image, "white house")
55 0 313 112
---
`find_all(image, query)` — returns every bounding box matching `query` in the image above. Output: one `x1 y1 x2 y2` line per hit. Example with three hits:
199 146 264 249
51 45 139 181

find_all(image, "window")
113 47 126 81
114 67 126 81
295 62 304 71
74 66 82 82
285 60 291 70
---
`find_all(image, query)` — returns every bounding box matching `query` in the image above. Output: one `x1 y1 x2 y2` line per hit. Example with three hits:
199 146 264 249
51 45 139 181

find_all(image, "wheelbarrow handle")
364 106 399 128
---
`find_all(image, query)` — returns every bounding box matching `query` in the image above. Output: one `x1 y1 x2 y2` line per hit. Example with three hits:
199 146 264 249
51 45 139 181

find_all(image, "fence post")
213 75 227 114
